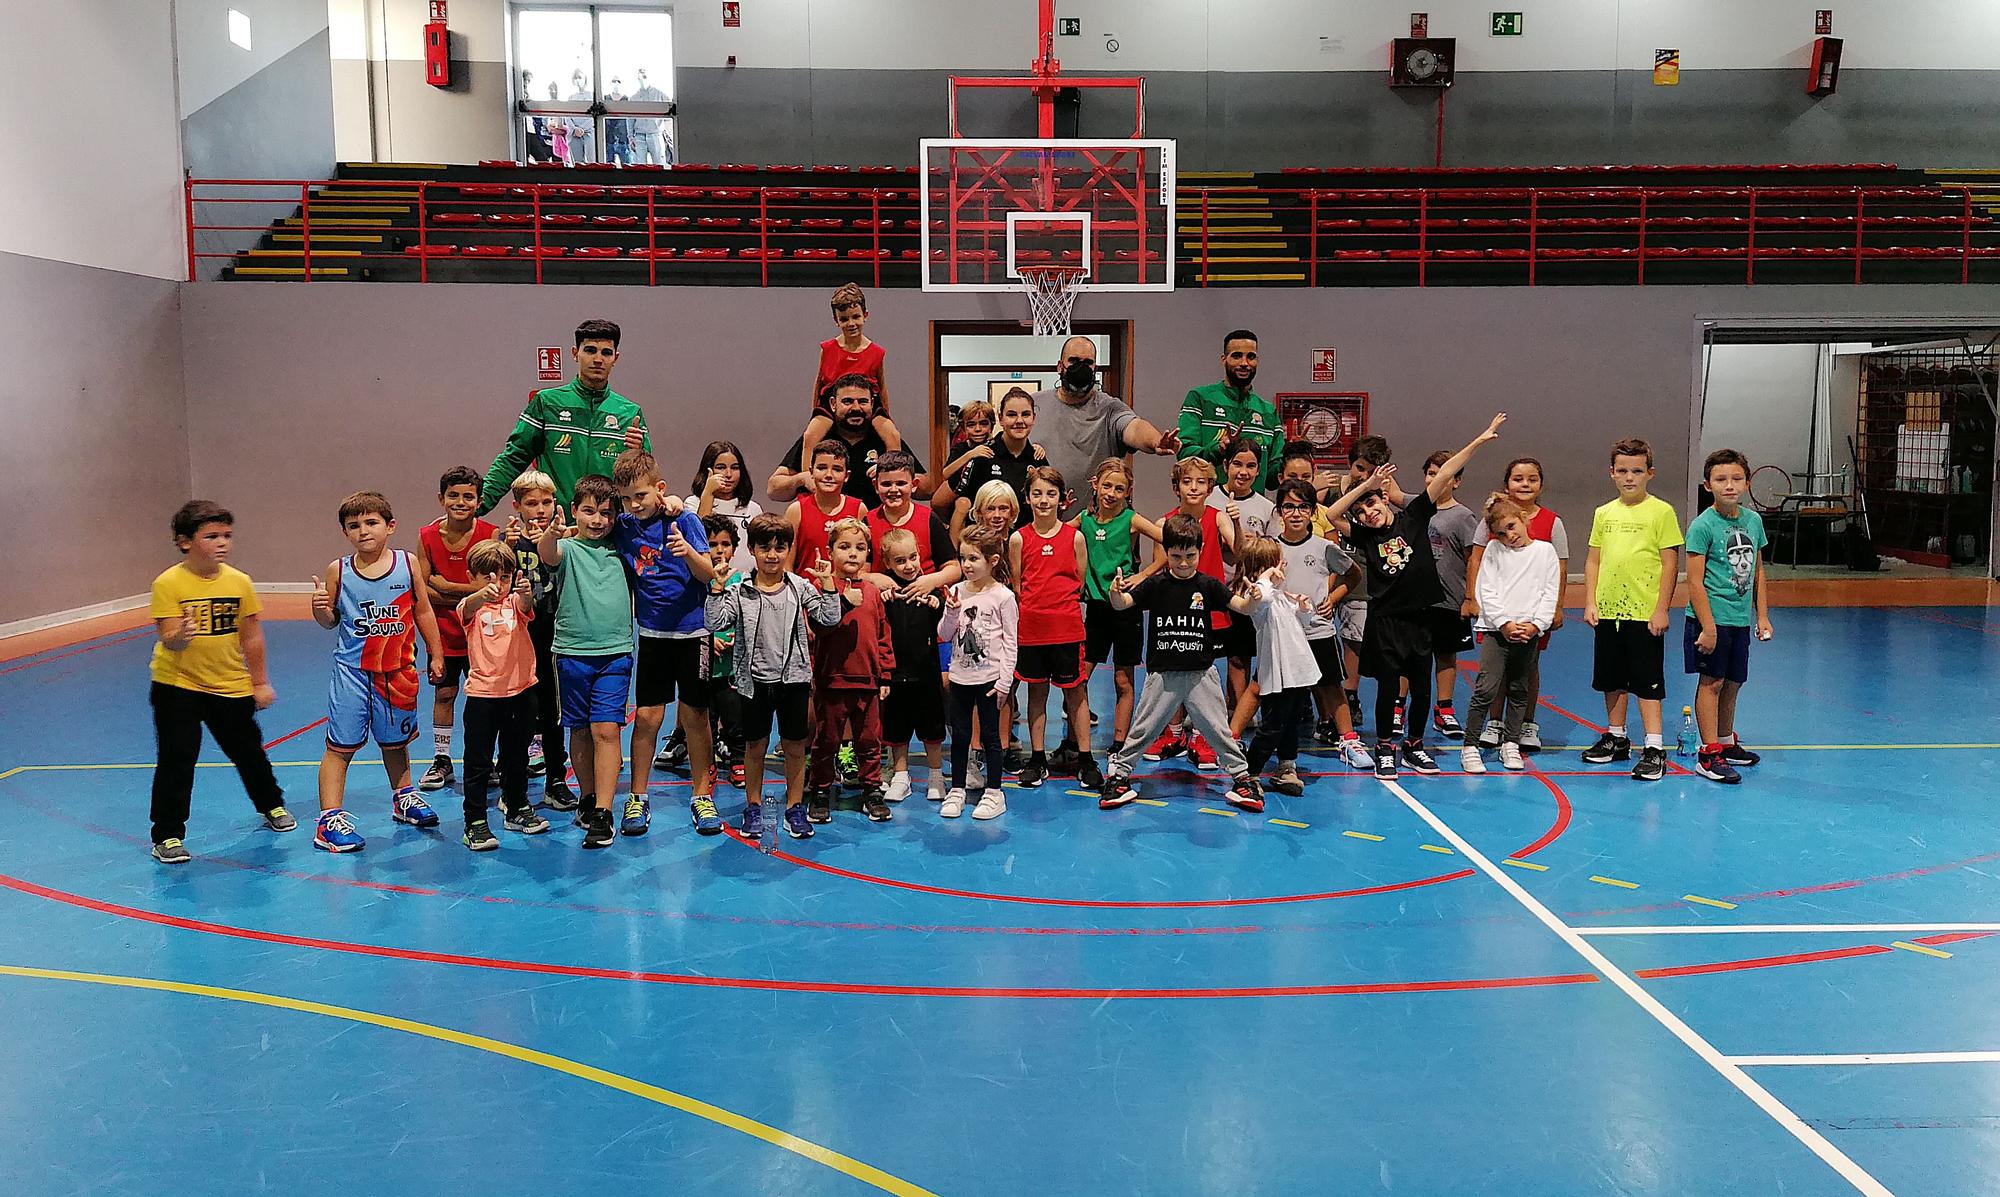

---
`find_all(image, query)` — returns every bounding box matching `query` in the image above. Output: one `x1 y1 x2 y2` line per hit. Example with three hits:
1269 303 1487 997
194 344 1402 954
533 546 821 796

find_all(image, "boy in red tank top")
1139 457 1237 768
1009 466 1099 790
798 283 894 471
786 441 865 577
416 466 496 793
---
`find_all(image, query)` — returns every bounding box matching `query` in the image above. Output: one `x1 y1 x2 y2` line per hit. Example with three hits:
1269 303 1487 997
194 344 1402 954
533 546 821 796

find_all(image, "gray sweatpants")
1464 635 1538 744
1110 668 1248 778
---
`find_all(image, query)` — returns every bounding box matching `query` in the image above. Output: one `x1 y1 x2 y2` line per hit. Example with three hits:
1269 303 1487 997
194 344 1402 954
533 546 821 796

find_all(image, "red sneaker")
1226 775 1265 813
728 761 747 788
1142 727 1185 761
1185 732 1218 771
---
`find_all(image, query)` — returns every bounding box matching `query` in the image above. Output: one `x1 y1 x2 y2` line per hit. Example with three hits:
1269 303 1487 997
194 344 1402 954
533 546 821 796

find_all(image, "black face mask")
1062 362 1097 393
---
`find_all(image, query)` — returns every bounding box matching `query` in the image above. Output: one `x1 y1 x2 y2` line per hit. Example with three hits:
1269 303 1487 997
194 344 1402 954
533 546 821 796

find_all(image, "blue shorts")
1683 620 1751 685
558 653 633 728
326 663 420 751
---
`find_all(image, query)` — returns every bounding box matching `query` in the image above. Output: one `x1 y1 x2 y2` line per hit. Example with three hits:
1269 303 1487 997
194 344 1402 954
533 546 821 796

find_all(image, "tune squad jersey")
335 550 419 678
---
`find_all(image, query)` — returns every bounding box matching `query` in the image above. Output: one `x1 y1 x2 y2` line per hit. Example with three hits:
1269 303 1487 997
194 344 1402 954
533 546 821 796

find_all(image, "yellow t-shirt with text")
1588 495 1683 621
149 563 261 697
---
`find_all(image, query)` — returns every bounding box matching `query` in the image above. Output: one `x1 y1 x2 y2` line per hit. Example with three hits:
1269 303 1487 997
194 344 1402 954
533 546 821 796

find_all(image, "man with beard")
1178 330 1285 494
1029 336 1180 520
769 374 923 507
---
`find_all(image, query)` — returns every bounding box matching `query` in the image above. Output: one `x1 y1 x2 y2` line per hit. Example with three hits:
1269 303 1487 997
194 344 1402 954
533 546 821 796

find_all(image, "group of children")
142 294 1773 864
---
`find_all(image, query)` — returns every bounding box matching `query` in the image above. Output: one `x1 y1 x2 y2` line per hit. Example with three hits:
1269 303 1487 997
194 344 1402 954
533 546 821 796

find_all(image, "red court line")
1570 850 2000 918
263 718 328 751
1893 608 2000 637
1634 943 1891 979
0 629 154 675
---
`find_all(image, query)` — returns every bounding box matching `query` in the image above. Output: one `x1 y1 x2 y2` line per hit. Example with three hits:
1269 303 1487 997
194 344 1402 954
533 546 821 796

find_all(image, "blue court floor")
1 606 1996 1196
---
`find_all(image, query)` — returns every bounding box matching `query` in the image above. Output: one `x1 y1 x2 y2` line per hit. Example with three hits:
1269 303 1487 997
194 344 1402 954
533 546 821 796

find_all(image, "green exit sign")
1490 11 1523 35
1057 17 1080 35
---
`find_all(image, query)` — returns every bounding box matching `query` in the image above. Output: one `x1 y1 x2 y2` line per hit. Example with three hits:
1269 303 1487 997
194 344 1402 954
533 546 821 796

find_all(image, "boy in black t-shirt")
1099 514 1261 810
1324 413 1506 780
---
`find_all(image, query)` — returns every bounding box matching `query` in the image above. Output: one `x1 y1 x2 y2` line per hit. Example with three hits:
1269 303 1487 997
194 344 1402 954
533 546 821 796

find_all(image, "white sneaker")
926 783 946 803
884 771 911 803
1340 737 1374 769
1500 742 1526 771
972 789 1006 820
1477 722 1502 749
1519 722 1542 751
966 760 986 790
940 788 966 818
1459 746 1487 774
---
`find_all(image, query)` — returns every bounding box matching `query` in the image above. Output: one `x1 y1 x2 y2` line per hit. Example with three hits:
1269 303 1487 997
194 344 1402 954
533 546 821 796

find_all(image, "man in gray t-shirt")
1031 335 1180 518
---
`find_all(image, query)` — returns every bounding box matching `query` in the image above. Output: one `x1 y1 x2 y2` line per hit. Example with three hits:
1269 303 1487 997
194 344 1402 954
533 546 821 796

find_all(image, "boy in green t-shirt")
1683 449 1773 785
1582 437 1684 781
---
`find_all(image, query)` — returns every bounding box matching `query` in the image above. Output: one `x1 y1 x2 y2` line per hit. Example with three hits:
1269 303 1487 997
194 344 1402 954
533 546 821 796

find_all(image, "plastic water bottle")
1676 706 1696 757
760 788 779 854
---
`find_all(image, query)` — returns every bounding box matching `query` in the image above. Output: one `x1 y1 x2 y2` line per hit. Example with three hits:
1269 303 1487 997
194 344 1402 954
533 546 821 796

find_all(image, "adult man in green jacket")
1176 328 1285 494
478 319 652 514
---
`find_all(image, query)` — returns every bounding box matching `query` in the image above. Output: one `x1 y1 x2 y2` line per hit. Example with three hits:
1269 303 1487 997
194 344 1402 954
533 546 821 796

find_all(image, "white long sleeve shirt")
1472 538 1560 633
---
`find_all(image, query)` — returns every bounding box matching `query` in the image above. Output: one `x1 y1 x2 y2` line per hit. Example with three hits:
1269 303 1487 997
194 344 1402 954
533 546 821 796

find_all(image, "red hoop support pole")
184 178 197 280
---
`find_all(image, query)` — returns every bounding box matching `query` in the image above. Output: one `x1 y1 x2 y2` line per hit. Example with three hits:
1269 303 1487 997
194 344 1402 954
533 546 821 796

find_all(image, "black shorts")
1016 641 1086 688
634 635 714 710
1220 616 1258 663
1084 600 1142 668
1592 618 1667 700
1428 609 1475 656
1683 620 1752 685
741 681 811 743
433 655 469 690
1309 635 1345 685
882 673 948 742
1359 610 1433 682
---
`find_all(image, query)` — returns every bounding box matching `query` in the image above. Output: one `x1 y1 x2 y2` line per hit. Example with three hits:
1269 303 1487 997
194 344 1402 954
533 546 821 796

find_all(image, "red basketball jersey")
419 517 495 655
1161 505 1231 629
1016 521 1085 646
868 504 941 574
792 493 865 576
816 338 888 414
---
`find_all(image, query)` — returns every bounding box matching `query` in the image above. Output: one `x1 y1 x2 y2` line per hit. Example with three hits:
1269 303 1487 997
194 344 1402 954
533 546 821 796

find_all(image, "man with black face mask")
1177 329 1285 494
1029 336 1179 520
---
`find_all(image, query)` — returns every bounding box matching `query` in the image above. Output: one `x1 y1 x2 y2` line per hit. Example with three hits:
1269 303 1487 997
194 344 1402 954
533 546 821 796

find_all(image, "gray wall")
177 280 2000 584
1698 343 1823 481
0 253 189 622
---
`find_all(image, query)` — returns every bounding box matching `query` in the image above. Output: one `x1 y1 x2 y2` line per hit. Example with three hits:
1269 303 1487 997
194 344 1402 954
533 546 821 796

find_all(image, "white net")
1021 265 1086 336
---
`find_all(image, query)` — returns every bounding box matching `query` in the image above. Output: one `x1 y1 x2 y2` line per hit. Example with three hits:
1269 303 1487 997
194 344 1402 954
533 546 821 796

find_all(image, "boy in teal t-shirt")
1683 449 1773 785
1582 436 1684 781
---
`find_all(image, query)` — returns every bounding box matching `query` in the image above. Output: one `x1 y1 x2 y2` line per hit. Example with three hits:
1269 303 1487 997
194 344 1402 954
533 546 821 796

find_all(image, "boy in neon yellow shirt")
1582 437 1684 781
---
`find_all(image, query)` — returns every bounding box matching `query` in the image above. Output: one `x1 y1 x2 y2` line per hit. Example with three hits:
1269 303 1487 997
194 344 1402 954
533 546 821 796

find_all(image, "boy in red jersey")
785 440 865 576
1009 466 1098 791
799 283 892 468
417 466 495 793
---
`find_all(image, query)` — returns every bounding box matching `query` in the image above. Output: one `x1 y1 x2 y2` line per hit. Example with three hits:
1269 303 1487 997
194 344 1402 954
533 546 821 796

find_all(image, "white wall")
1699 343 1825 481
0 1 184 279
176 0 332 114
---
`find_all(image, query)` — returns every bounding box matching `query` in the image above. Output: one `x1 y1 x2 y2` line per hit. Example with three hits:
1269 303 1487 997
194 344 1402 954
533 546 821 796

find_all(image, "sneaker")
1499 743 1526 772
1315 718 1341 745
1391 699 1407 739
571 807 591 829
1346 693 1364 729
418 755 454 792
1077 755 1105 792
1433 707 1464 739
926 781 947 802
314 809 365 852
527 736 546 778
1373 744 1398 780
621 795 652 836
966 759 987 791
1142 727 1185 761
690 795 722 835
939 788 967 818
972 789 1007 819
581 809 615 849
654 731 688 773
151 838 191 864
728 761 748 788
838 742 860 788
884 772 912 803
1340 736 1374 769
1185 732 1218 771
1228 776 1266 812
1400 743 1441 775
262 805 297 833
783 803 814 839
503 805 550 835
463 820 499 851
1267 764 1305 797
1478 721 1503 749
1519 721 1543 752
1694 747 1742 784
741 802 765 838
1002 746 1031 776
1048 744 1081 777
1097 776 1136 809
392 789 440 828
1017 756 1049 787
1460 746 1487 774
1581 732 1632 764
862 790 892 821
1631 746 1667 781
542 780 579 811
806 786 832 824
1720 740 1761 768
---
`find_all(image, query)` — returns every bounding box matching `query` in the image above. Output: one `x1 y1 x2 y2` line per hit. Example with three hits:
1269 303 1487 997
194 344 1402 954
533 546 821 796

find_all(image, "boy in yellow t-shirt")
1582 438 1684 781
147 501 293 863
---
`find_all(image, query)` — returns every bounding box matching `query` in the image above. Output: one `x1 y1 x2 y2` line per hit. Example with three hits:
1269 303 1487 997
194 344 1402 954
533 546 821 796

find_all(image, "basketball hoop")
1021 264 1086 336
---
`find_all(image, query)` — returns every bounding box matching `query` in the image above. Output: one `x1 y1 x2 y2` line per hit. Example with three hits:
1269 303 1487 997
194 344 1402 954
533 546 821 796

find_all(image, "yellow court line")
1589 875 1640 890
1064 789 1098 798
1683 894 1739 910
1132 798 1168 807
1197 807 1238 818
1502 859 1549 871
0 767 21 782
1418 844 1456 855
0 964 937 1195
1268 818 1310 830
1342 830 1385 842
1890 941 1954 960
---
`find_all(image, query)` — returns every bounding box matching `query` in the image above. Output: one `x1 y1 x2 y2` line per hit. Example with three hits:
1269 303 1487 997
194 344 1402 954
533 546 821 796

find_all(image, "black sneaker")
1048 744 1081 777
581 809 615 849
1693 748 1741 784
1581 732 1632 764
1631 746 1667 781
806 786 832 824
1076 755 1104 793
1391 699 1407 739
1226 775 1265 813
1400 743 1442 774
1097 775 1137 809
1720 741 1761 767
653 729 689 773
1003 746 1031 776
1018 755 1049 787
542 780 579 811
463 820 499 852
503 804 551 835
861 790 892 822
1432 707 1464 740
419 755 454 792
1373 744 1398 779
1346 692 1364 729
1315 718 1341 745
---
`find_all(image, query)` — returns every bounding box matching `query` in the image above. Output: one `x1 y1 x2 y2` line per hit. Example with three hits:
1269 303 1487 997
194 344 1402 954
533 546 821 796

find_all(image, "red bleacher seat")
1316 219 1363 231
749 217 792 229
433 212 482 225
628 247 676 258
737 247 782 259
808 190 853 201
456 184 515 197
1364 219 1413 231
607 187 650 199
672 163 712 171
1462 218 1528 231
488 214 533 225
1386 249 1424 260
853 218 897 229
403 244 457 256
654 216 691 228
572 246 622 258
716 164 758 172
623 163 666 172
1332 250 1381 261
709 188 756 201
541 214 585 226
794 248 839 260
1865 246 1958 258
1431 248 1486 261
858 166 900 174
655 186 704 200
1112 249 1162 261
800 218 843 229
1484 248 1530 259
899 248 923 260
461 245 511 257
517 245 568 257
931 248 998 262
683 247 731 259
557 186 606 198
765 188 803 201
477 160 517 169
697 217 743 228
766 164 807 173
592 215 639 226
811 165 854 174
846 248 893 259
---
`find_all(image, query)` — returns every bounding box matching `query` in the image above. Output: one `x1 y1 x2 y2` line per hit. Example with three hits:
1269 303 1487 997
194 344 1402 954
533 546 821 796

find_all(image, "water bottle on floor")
1676 706 1696 757
760 790 779 853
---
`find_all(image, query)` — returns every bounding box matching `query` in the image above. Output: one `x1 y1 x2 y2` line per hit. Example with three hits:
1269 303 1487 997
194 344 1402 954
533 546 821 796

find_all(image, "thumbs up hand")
310 574 332 620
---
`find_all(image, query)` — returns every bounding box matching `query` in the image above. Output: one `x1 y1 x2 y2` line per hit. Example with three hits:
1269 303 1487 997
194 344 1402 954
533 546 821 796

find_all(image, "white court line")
1379 778 1896 1197
1579 924 2000 937
1731 1052 2000 1067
